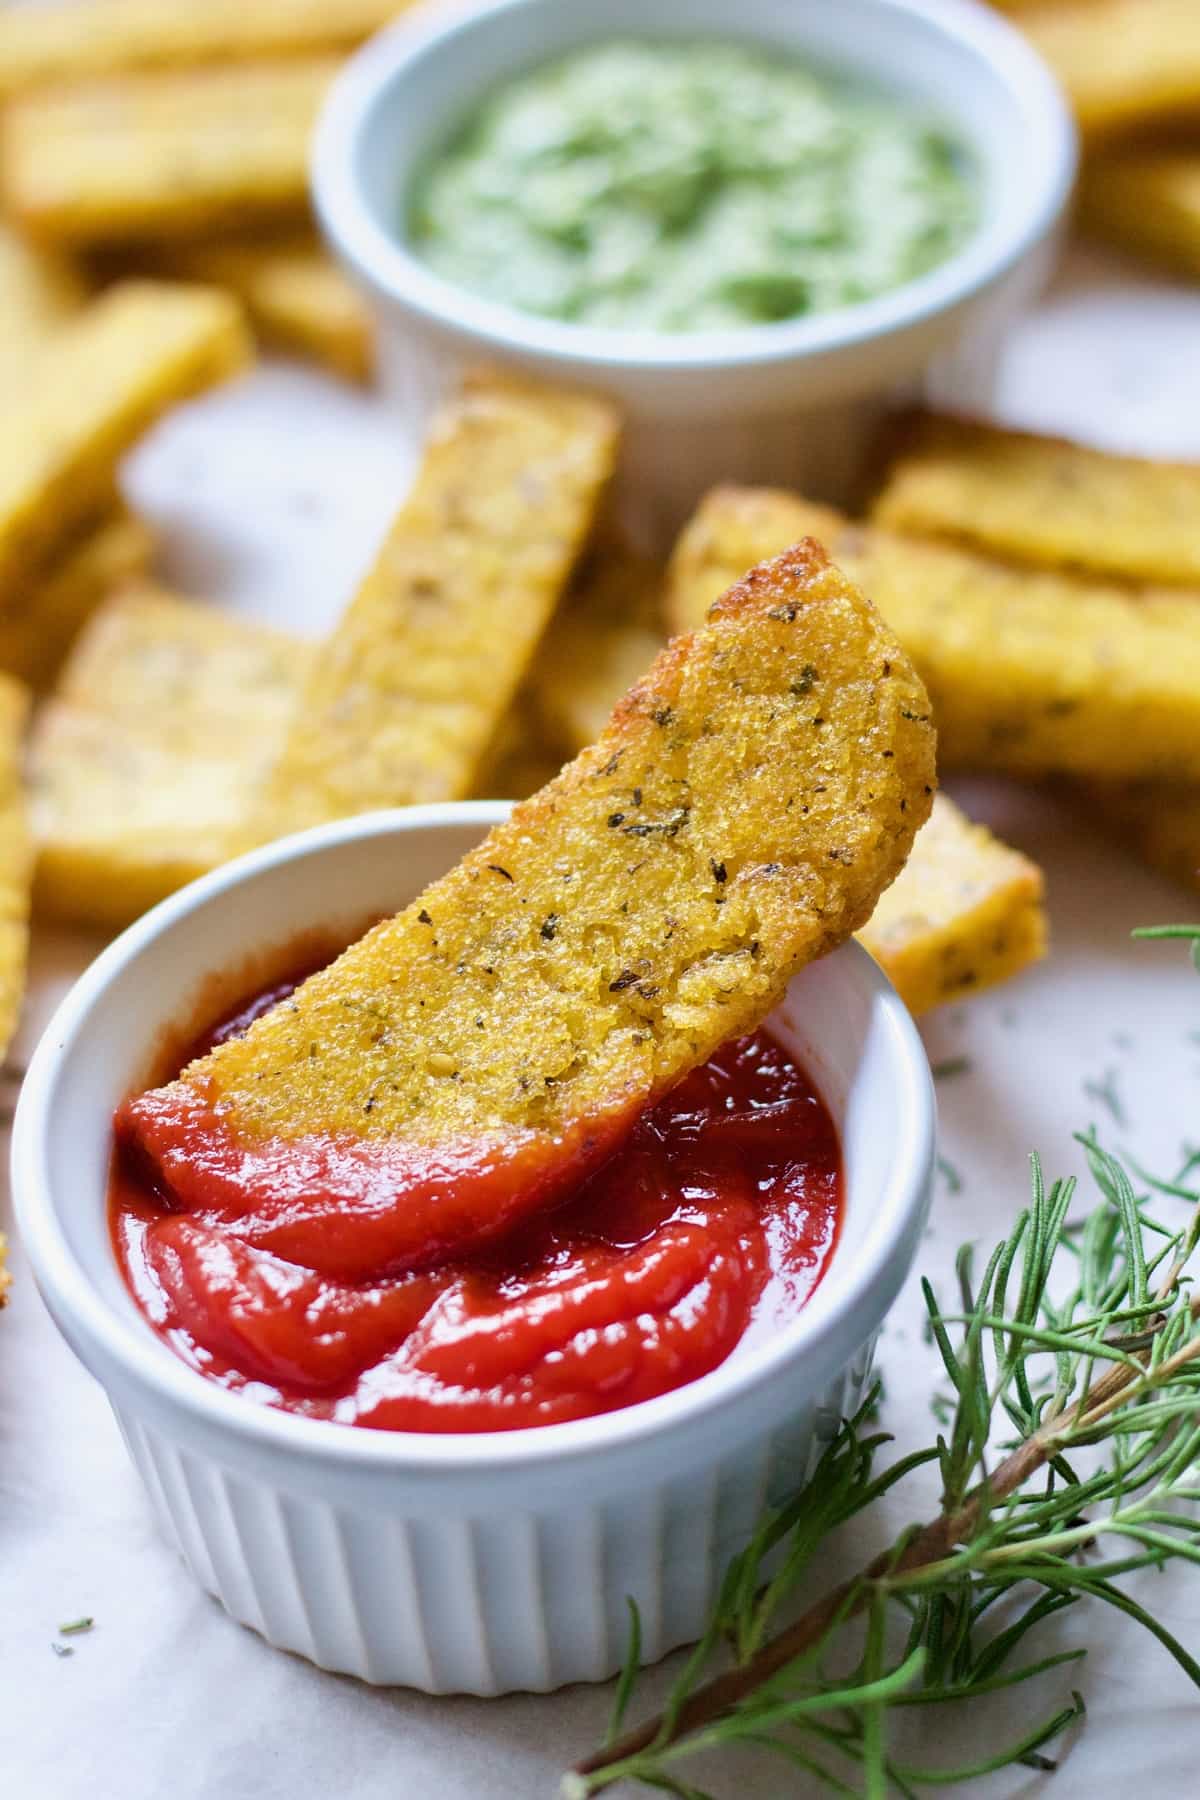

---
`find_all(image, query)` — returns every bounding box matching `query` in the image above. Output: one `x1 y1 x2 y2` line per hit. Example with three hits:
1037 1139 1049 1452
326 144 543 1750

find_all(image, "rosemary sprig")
568 926 1200 1797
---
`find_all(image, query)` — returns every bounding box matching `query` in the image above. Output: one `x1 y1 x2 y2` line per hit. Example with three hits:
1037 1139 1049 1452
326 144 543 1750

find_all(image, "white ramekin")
14 806 934 1695
312 0 1077 540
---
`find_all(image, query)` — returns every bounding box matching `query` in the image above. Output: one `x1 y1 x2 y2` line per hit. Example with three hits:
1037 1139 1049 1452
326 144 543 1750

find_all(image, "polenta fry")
1077 146 1200 282
254 375 620 839
154 239 373 382
0 511 154 691
669 487 1200 782
0 0 407 98
873 414 1200 588
0 281 250 604
0 674 34 1065
1020 0 1200 138
859 794 1046 1014
121 541 936 1278
510 547 1043 1008
31 585 312 929
3 59 338 245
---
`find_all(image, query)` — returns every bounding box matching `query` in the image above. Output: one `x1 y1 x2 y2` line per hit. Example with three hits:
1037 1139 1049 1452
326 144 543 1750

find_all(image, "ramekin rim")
14 804 936 1475
310 0 1077 376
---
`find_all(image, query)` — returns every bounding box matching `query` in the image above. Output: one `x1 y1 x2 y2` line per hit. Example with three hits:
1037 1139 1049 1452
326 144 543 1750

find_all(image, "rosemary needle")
569 923 1200 1797
1083 1067 1127 1129
935 1153 964 1195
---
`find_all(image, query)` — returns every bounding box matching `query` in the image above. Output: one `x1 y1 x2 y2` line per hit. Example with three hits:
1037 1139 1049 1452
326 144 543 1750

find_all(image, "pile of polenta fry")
0 0 408 381
16 330 1200 1059
1 0 1200 1312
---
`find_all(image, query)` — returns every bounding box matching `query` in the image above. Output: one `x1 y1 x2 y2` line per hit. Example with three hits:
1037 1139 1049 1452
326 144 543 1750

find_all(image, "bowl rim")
311 0 1077 376
13 804 936 1476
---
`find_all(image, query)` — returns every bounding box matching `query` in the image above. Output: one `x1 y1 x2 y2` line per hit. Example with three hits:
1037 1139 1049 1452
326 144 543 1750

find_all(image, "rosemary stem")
572 1212 1200 1789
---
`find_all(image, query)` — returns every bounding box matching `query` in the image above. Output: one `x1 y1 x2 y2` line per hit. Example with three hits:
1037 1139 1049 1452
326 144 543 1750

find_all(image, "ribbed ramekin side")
108 1336 877 1696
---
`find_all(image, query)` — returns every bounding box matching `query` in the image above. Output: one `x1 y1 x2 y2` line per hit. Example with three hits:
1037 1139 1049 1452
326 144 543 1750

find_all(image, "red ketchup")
111 970 842 1434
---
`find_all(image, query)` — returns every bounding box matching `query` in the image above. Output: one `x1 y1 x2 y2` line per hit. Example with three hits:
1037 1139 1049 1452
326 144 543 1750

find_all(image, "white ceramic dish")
312 0 1076 539
14 806 934 1695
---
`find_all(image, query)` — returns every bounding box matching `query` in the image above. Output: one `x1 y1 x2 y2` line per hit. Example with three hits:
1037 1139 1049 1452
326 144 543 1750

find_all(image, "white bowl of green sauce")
312 0 1076 541
409 39 979 337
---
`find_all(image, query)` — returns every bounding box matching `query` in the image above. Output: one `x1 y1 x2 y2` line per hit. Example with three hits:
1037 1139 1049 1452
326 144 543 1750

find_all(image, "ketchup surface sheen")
111 968 842 1434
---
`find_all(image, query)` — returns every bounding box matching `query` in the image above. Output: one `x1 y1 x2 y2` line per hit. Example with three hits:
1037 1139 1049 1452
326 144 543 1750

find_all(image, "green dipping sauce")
408 39 977 334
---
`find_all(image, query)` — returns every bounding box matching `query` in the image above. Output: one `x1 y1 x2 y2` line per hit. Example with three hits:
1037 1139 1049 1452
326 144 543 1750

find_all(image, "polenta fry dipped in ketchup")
118 542 936 1282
